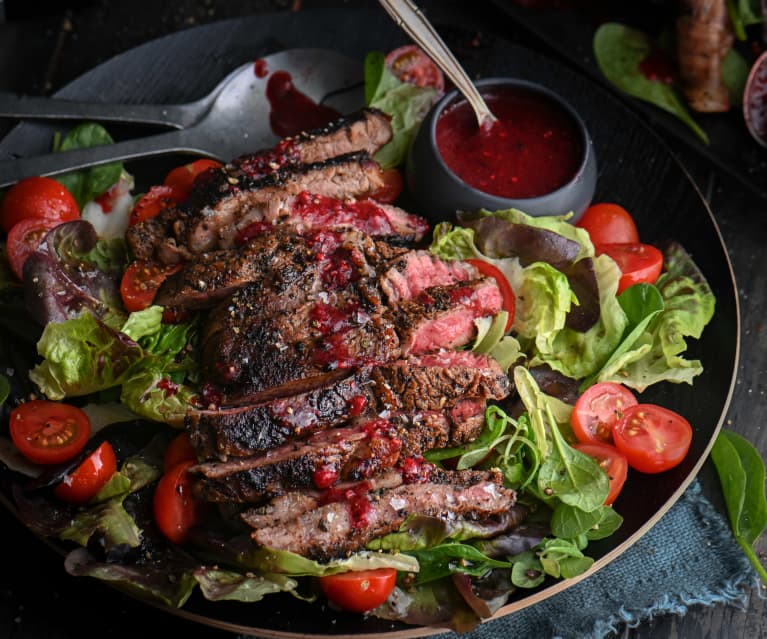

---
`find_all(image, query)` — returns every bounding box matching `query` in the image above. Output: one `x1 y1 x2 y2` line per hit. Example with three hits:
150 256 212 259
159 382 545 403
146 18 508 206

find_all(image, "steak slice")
190 409 486 503
240 470 404 530
248 468 515 561
189 356 507 461
128 152 389 263
395 279 503 354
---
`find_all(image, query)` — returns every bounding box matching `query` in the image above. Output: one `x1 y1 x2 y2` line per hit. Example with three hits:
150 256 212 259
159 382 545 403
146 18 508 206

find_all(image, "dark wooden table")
0 1 765 638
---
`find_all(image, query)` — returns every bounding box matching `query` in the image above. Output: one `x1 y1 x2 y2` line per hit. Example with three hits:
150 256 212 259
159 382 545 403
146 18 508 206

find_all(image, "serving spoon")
0 48 362 188
377 0 497 129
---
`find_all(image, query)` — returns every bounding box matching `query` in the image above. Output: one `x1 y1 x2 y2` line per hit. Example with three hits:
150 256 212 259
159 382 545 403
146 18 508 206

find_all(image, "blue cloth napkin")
443 480 759 639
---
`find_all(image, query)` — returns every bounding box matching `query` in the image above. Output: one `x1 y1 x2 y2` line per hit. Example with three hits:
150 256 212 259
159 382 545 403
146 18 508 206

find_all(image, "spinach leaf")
726 0 764 40
593 23 709 144
408 543 510 584
54 123 123 208
550 503 623 540
710 430 767 581
722 48 750 104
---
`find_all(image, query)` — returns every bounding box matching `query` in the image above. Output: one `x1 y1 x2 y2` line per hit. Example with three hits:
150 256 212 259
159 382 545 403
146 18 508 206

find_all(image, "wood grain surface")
0 1 765 638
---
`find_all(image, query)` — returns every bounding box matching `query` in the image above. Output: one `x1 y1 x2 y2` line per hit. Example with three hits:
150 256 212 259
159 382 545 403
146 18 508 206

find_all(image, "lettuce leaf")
364 51 438 168
193 568 302 603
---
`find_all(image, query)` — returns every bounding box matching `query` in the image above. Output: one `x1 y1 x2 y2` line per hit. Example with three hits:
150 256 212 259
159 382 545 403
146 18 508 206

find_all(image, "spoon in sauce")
377 0 497 130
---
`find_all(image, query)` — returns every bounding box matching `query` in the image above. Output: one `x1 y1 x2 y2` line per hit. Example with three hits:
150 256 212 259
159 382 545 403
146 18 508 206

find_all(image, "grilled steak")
190 408 486 503
188 354 507 461
247 468 516 560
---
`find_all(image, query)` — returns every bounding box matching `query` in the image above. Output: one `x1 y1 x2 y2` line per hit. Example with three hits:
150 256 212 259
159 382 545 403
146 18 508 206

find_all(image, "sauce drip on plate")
435 86 582 199
266 71 340 137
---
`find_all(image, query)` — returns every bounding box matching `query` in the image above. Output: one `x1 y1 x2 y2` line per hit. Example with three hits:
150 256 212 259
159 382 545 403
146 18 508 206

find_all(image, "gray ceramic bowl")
407 77 597 225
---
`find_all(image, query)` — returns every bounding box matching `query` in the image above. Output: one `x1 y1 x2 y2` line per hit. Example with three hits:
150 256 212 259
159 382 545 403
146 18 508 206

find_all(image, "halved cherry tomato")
385 45 445 92
576 203 639 245
6 217 59 280
369 167 404 204
164 432 197 471
9 400 91 465
120 260 183 312
128 185 179 226
612 404 693 474
573 441 628 505
0 176 79 233
54 441 117 504
571 382 638 445
596 242 664 295
153 460 203 544
319 568 397 612
163 158 222 201
466 258 515 331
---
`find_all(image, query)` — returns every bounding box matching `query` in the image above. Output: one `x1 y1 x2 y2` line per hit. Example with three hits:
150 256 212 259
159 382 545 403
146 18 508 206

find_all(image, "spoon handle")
377 0 496 128
0 128 218 188
0 93 202 129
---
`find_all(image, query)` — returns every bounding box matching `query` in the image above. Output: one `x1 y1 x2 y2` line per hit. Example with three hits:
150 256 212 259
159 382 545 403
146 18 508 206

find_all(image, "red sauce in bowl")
435 86 583 199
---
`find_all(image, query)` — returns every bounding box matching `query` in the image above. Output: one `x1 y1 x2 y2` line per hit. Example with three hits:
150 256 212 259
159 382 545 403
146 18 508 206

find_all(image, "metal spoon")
0 48 363 188
377 0 497 129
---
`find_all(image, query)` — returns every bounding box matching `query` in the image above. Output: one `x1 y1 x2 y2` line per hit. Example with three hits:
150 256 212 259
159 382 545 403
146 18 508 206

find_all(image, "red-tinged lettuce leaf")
23 220 126 326
471 522 550 559
452 570 513 619
563 257 600 331
65 547 198 608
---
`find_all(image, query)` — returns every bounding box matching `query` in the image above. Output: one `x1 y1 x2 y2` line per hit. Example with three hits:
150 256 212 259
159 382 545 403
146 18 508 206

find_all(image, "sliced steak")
395 278 503 354
190 408 485 503
128 152 391 263
379 251 479 306
248 468 515 560
240 470 404 530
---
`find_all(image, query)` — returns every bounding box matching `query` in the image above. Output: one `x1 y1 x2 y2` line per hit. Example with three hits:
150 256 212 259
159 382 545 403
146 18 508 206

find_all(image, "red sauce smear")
253 58 269 78
157 378 179 396
348 395 368 417
400 456 434 484
638 49 676 84
266 71 340 137
291 191 402 237
436 86 582 199
319 480 374 527
236 139 300 180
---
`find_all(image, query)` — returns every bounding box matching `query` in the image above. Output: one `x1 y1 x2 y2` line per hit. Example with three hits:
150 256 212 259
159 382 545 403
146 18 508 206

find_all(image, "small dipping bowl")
407 78 597 224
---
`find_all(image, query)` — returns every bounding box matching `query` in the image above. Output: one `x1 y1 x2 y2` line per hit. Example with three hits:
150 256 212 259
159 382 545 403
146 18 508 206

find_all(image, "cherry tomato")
9 400 91 465
612 404 693 474
163 159 222 200
54 441 117 504
153 460 203 544
573 441 628 505
596 242 664 295
385 45 445 92
128 185 178 226
369 167 404 204
6 217 59 280
466 258 515 331
120 260 183 313
319 568 397 612
0 176 79 233
576 203 639 245
571 382 638 445
164 432 197 471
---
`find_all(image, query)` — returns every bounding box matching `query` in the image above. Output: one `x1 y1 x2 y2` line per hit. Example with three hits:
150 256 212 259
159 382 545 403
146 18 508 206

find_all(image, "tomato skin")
120 260 183 313
466 259 516 331
0 176 79 233
6 217 59 280
573 441 628 505
596 242 664 295
9 400 91 465
54 441 117 504
164 432 197 471
153 460 203 545
576 203 639 245
128 185 178 226
612 404 693 474
571 382 638 445
319 568 397 612
163 159 222 200
385 45 445 92
369 168 404 204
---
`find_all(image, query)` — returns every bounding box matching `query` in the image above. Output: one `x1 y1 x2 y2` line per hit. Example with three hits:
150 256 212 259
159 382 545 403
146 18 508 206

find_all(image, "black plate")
0 8 739 638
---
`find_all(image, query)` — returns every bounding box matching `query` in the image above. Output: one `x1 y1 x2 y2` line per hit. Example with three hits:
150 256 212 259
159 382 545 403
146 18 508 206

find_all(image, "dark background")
0 1 766 638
